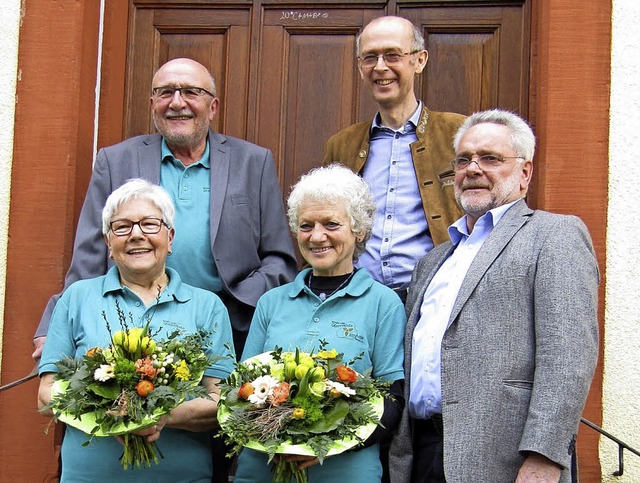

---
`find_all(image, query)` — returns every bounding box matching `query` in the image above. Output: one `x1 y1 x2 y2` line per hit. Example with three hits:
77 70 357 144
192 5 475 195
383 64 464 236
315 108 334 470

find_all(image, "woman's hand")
115 415 170 444
278 454 320 471
160 376 221 432
37 373 55 416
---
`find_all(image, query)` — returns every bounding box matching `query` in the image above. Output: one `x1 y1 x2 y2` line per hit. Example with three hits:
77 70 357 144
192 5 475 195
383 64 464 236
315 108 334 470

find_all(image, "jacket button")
358 150 367 158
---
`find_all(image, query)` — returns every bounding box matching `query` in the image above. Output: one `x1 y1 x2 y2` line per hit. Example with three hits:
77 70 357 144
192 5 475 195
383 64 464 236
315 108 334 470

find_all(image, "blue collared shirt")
357 102 432 290
408 200 519 419
160 138 223 294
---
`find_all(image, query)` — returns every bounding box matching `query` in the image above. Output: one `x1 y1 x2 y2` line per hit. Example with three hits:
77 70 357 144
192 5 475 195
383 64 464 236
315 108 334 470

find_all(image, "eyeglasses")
152 86 215 100
451 154 524 171
357 50 422 68
109 217 168 236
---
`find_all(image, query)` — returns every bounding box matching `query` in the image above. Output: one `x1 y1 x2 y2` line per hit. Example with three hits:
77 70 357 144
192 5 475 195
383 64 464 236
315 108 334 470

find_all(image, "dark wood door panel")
125 6 252 139
401 2 530 116
258 24 366 193
256 7 384 192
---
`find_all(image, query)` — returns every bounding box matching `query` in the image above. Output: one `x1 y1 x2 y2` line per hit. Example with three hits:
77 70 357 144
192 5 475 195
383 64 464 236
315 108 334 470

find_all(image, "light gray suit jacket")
390 200 599 483
36 130 297 337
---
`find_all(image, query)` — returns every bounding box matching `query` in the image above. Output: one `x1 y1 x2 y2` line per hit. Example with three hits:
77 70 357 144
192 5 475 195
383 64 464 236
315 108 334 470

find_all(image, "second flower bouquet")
218 340 388 483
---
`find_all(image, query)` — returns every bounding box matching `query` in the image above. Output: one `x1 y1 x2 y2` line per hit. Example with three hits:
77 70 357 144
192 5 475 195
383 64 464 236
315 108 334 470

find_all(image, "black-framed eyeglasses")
357 50 422 68
152 86 215 100
451 154 524 171
109 217 168 236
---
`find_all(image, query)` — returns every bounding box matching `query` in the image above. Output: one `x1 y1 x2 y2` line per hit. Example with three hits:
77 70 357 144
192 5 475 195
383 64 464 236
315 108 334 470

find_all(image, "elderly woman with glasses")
234 164 406 483
37 178 235 482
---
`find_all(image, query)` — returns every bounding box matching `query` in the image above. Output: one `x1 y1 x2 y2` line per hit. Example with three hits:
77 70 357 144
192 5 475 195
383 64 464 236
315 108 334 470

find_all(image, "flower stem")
120 434 162 470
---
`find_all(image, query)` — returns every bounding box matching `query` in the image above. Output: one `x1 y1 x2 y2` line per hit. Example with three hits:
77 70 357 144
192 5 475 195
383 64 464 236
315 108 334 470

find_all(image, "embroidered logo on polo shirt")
331 320 364 342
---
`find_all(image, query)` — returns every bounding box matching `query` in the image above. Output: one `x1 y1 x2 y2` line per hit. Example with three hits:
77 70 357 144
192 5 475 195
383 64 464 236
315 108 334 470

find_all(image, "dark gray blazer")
390 199 599 483
36 130 297 336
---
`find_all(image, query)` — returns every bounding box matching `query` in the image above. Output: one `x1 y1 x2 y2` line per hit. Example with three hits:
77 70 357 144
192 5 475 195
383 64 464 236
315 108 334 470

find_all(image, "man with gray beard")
390 110 599 483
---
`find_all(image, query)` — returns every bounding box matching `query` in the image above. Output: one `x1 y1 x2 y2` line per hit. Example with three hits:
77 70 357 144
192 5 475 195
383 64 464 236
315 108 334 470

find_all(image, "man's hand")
32 336 46 361
515 452 562 483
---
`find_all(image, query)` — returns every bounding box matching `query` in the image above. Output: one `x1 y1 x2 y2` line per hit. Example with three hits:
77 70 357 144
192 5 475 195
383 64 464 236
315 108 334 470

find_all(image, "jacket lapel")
208 129 229 243
447 199 533 328
407 243 455 335
138 134 162 184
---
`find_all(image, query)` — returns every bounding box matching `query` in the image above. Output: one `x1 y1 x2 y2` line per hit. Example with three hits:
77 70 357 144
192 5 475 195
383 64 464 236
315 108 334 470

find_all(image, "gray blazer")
36 130 297 336
389 199 599 483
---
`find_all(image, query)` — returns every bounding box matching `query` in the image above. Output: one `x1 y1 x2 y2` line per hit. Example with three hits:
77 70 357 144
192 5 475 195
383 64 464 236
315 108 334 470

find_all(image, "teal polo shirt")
160 139 223 294
236 268 405 483
39 266 236 482
40 266 235 378
242 268 405 381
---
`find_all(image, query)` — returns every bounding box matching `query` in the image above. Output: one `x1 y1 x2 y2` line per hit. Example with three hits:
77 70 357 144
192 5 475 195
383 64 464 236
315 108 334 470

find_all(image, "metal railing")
581 417 640 477
0 365 38 392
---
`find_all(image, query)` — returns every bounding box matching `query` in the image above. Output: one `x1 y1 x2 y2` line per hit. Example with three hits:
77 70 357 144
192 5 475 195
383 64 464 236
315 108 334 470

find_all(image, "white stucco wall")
0 1 22 371
601 0 640 481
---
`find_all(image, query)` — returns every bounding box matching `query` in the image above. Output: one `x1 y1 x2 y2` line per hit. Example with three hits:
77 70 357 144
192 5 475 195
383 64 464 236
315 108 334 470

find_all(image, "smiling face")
105 198 174 284
150 58 218 152
454 122 533 228
357 17 427 112
296 200 358 277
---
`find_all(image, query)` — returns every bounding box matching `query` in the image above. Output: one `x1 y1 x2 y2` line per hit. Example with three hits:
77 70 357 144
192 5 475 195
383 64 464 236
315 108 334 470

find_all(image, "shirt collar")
448 199 521 245
371 100 423 133
161 137 211 168
102 265 191 304
288 267 373 299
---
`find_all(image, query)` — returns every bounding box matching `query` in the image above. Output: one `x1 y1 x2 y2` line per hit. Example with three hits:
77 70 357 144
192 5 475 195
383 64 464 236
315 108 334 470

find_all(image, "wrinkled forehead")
457 123 514 154
152 61 212 89
359 19 414 53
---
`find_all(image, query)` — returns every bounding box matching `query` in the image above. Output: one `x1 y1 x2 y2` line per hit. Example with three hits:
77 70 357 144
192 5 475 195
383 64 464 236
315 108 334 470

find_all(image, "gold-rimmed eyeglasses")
451 154 524 171
357 50 422 68
152 86 215 101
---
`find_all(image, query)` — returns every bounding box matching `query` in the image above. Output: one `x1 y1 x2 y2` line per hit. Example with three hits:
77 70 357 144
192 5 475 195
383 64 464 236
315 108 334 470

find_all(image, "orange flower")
268 381 290 406
135 357 157 380
238 382 255 400
85 347 101 357
136 380 154 397
335 365 357 384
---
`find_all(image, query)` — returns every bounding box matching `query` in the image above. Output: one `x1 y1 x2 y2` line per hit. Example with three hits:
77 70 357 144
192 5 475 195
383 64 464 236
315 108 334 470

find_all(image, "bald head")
356 16 425 57
152 58 216 97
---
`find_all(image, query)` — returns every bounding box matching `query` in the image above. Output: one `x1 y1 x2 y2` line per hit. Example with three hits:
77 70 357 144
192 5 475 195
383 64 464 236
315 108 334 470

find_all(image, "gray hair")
356 16 425 57
287 164 375 259
453 109 536 161
102 179 175 235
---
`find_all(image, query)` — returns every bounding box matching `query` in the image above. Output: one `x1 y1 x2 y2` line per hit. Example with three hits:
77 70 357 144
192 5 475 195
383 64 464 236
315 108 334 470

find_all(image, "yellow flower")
292 408 305 419
173 360 191 381
316 349 338 359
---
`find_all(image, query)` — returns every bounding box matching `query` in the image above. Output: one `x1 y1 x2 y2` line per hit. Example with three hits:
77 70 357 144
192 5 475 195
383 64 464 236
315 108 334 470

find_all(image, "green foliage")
218 342 389 482
114 359 137 388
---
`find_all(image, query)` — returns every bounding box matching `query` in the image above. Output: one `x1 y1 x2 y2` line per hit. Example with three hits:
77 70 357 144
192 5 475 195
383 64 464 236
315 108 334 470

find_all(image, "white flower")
93 364 115 382
325 380 356 397
247 375 279 405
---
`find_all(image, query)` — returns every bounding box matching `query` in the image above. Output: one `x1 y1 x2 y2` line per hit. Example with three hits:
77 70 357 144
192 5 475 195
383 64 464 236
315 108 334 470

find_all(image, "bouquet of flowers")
45 301 214 470
218 340 388 483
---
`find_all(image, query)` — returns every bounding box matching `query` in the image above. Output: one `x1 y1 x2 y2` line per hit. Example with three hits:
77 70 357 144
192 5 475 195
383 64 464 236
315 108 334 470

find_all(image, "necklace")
308 271 355 301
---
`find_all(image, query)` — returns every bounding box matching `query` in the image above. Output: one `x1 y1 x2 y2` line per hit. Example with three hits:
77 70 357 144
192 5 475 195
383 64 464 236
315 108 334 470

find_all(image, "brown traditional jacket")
322 106 466 246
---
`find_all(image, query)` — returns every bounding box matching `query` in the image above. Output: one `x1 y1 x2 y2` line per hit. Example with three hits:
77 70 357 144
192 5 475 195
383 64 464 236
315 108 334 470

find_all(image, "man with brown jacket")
323 16 465 303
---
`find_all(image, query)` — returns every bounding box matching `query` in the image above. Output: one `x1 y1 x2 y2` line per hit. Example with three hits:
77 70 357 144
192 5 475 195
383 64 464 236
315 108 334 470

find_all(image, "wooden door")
122 0 530 196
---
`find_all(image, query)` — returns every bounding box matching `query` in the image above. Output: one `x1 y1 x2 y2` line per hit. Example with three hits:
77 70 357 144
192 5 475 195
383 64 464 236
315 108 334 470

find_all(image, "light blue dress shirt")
358 102 432 290
160 139 223 294
409 200 519 419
